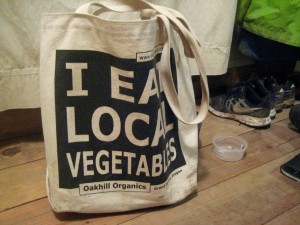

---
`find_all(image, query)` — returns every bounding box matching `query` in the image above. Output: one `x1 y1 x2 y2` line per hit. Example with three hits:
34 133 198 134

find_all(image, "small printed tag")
136 45 163 62
79 181 151 195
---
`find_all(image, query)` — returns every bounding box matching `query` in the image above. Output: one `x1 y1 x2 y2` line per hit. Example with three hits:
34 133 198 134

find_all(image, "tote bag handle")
76 0 209 125
76 0 198 58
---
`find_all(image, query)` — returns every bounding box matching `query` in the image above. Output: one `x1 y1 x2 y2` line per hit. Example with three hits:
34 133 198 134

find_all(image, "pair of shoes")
289 104 300 131
209 79 272 127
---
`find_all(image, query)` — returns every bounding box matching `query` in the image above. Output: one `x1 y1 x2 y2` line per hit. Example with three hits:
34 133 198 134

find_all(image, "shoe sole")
270 108 276 119
209 106 271 128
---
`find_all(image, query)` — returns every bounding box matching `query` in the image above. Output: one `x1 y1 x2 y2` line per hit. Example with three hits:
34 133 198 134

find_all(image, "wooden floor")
0 108 299 225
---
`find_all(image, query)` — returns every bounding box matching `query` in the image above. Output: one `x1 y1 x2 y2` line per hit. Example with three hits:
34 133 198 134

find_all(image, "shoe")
262 76 284 112
209 84 271 127
282 80 295 108
289 104 300 130
244 77 276 119
280 153 300 182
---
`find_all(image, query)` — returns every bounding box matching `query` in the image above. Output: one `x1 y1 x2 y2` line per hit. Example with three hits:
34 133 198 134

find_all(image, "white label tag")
79 180 151 195
136 45 163 62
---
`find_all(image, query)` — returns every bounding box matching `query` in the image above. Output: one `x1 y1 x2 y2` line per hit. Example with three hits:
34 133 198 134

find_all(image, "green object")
238 0 300 47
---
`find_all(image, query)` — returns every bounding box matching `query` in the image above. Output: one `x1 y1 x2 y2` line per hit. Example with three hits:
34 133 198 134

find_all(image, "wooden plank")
0 197 148 225
120 150 300 225
0 134 45 170
200 114 253 147
198 119 300 190
0 159 46 212
0 108 42 141
265 204 300 225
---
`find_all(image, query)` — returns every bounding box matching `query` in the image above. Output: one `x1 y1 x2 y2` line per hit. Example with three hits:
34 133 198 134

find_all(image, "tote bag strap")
76 0 198 58
75 0 209 125
76 0 192 26
156 14 209 125
76 1 199 47
76 0 145 13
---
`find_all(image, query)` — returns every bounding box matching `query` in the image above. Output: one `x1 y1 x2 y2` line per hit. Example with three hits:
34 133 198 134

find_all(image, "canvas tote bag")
40 0 209 213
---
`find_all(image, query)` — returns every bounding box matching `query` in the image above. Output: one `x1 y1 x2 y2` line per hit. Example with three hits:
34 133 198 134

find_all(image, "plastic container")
212 133 248 162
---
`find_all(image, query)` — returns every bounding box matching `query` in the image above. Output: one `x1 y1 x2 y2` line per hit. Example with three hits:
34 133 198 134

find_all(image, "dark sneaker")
244 77 276 118
289 104 300 130
263 76 284 112
282 80 295 108
209 84 271 127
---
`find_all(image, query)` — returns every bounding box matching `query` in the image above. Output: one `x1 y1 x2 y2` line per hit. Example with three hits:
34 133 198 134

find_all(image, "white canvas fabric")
40 0 209 213
0 0 237 112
